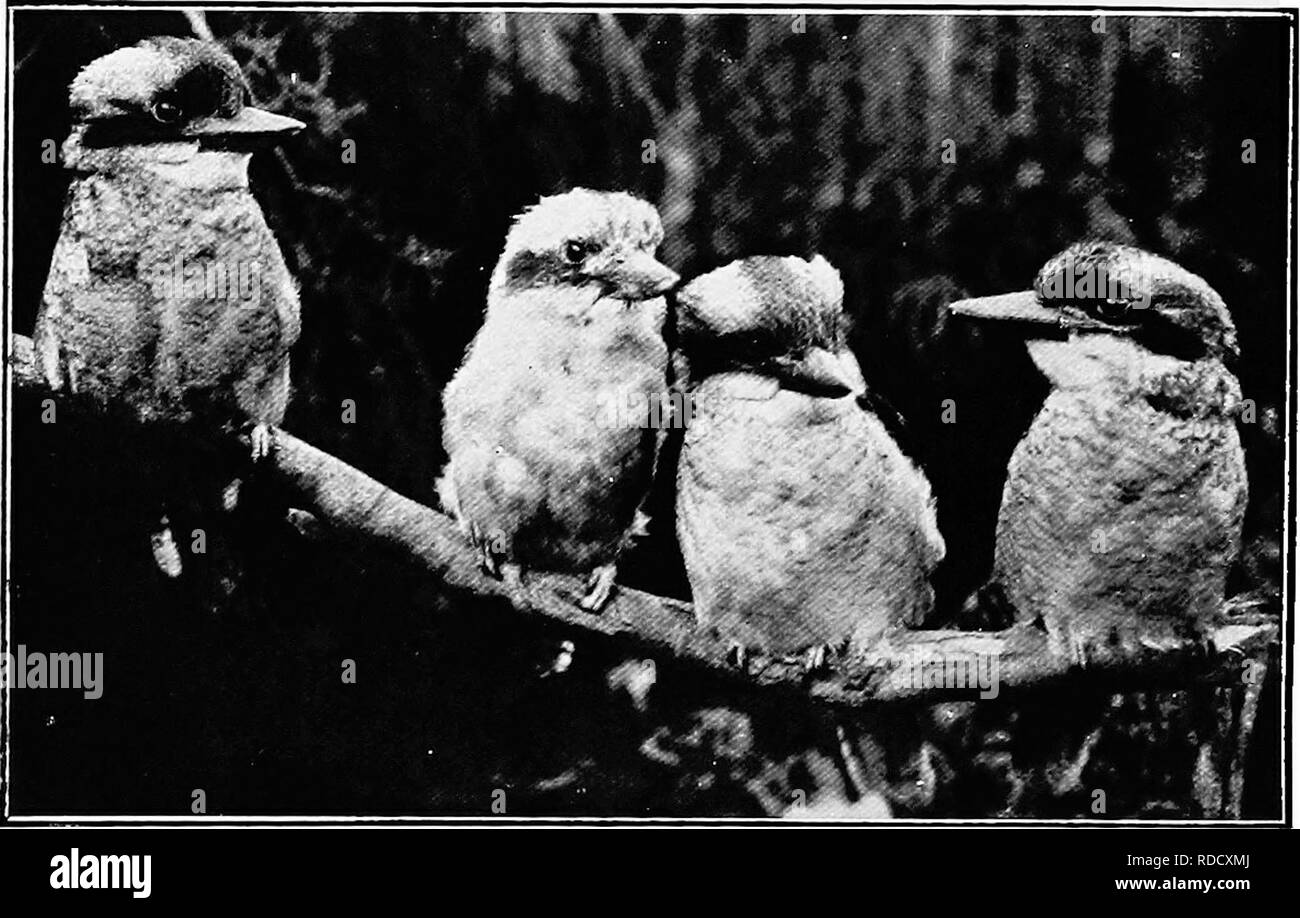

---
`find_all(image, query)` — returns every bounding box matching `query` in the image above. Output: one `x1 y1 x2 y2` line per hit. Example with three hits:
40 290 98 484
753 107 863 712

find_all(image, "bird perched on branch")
32 36 304 578
674 255 945 669
438 189 679 610
949 242 1248 663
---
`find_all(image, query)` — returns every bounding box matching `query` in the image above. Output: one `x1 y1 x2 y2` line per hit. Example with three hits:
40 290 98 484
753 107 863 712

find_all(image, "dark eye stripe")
503 249 588 290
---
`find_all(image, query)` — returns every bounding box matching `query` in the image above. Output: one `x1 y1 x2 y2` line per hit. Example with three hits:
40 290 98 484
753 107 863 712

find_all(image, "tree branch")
597 13 666 124
183 9 215 42
7 334 1278 710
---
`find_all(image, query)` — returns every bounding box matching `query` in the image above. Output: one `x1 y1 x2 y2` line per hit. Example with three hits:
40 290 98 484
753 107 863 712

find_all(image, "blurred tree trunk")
597 14 703 268
658 16 704 268
924 14 955 154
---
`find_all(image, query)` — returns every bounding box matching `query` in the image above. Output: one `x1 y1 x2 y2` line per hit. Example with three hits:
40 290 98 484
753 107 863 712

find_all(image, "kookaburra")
33 36 304 576
674 255 945 670
438 188 679 610
950 242 1248 663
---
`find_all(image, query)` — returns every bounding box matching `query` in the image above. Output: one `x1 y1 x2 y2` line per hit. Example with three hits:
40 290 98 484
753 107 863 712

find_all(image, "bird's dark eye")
151 98 184 124
564 240 589 264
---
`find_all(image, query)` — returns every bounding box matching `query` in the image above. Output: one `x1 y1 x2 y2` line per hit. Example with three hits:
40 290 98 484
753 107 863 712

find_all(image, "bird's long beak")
769 346 867 398
602 251 680 301
948 290 1064 327
948 290 1127 334
183 106 305 141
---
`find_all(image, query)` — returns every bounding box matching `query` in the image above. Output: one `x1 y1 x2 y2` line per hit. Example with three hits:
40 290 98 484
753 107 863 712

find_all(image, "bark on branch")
7 333 1279 710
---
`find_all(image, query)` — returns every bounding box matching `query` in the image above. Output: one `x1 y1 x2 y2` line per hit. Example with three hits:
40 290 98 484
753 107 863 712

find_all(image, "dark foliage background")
7 9 1288 818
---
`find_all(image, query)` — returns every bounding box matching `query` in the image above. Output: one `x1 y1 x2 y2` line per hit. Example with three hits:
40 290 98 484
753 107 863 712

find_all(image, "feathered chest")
995 368 1249 631
1002 383 1247 543
53 174 299 341
38 173 300 424
684 373 882 490
62 176 287 284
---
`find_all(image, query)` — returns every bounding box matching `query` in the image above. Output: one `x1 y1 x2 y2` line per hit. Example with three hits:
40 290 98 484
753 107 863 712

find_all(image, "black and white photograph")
0 0 1292 852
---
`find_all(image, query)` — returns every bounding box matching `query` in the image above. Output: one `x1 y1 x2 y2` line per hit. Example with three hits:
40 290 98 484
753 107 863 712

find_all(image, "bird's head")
62 37 303 179
491 189 680 306
948 242 1238 377
675 254 866 398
